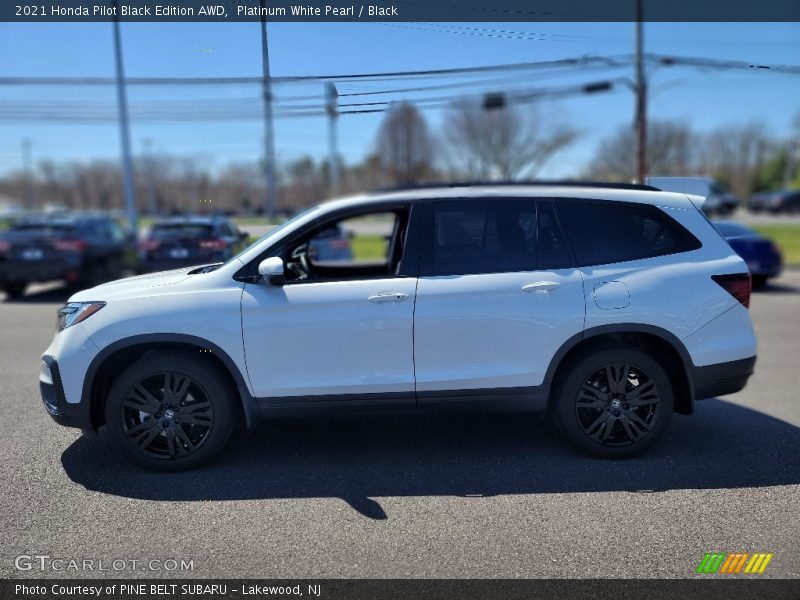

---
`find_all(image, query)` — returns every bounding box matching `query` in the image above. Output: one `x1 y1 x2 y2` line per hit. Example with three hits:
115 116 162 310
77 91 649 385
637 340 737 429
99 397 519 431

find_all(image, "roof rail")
374 180 662 193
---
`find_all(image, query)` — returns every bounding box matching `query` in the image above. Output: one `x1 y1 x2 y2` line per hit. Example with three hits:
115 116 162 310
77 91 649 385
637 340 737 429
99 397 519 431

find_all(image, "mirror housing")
258 256 285 286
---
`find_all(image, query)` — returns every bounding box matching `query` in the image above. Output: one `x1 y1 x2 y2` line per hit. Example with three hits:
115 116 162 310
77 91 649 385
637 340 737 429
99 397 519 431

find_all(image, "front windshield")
225 205 320 265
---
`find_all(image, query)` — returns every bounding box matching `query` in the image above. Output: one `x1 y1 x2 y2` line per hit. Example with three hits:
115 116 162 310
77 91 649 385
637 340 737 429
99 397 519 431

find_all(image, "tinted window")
537 201 572 270
107 221 127 242
149 224 214 239
9 223 74 237
557 200 701 266
425 199 573 276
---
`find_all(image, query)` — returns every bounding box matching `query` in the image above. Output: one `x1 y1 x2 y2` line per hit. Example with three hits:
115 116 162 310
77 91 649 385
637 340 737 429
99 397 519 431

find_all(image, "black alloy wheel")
105 351 236 470
121 371 214 460
575 363 661 447
553 345 674 458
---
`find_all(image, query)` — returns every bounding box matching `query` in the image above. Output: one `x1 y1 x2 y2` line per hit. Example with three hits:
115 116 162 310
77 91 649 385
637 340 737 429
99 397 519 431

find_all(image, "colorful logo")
696 552 773 574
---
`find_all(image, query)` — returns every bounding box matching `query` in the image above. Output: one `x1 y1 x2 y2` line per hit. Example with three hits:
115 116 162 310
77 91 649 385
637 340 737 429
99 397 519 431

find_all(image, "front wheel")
105 351 237 470
553 346 674 458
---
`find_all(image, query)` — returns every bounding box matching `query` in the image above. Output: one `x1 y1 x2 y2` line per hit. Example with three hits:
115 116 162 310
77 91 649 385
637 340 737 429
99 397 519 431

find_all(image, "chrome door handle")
368 292 409 303
522 281 560 293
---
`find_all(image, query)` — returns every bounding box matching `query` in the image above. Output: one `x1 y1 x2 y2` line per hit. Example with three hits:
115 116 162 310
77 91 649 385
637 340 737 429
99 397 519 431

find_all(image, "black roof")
375 180 661 193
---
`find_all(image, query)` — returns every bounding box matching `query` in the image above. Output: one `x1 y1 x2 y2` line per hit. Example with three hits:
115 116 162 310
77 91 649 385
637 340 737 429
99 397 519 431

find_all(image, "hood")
68 267 194 302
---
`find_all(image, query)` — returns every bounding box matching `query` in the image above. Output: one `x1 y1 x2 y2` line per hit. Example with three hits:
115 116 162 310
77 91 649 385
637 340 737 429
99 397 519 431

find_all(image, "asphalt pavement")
1 272 798 579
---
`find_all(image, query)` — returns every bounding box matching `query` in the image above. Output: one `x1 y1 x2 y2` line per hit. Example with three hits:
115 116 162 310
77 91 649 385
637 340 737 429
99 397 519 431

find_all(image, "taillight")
712 273 751 309
199 239 226 251
52 239 87 252
139 239 161 251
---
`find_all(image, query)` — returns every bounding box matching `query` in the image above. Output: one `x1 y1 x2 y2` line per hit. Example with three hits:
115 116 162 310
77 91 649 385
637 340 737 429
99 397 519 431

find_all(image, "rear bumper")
691 355 756 400
40 355 92 430
0 258 78 283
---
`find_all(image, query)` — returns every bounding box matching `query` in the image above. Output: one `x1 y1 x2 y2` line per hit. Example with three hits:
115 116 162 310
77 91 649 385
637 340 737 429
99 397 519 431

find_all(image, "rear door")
554 198 711 340
413 198 585 403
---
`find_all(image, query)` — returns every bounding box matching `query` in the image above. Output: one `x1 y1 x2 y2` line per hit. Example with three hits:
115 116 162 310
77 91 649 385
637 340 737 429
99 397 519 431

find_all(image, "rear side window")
556 200 701 267
422 199 572 276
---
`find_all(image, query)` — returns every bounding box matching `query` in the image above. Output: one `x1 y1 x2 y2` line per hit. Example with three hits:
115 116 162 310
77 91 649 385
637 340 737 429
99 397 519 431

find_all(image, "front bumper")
691 355 756 400
40 355 92 430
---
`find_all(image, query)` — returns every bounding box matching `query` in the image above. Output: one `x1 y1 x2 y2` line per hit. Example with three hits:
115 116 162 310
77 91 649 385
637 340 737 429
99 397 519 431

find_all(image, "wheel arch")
544 324 695 415
81 334 259 432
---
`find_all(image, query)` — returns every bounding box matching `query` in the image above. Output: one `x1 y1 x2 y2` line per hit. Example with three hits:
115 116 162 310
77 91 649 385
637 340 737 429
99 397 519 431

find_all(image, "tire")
3 282 27 298
104 351 238 470
552 345 674 458
751 275 768 289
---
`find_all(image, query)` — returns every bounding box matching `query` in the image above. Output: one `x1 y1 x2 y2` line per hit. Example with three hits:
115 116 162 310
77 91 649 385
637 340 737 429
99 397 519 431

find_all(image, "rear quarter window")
556 199 701 267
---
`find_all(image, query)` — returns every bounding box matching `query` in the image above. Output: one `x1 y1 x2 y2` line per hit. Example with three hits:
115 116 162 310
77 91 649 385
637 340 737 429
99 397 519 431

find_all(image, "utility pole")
634 0 647 184
21 138 33 210
325 82 339 196
782 115 799 189
112 1 138 234
259 0 276 221
142 138 158 216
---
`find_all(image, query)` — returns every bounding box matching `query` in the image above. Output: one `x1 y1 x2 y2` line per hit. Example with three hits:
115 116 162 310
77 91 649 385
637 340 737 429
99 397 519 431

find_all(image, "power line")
0 79 626 122
0 55 632 87
650 53 800 75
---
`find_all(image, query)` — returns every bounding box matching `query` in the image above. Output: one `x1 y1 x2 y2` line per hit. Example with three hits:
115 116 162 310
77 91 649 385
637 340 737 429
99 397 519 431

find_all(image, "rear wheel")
553 346 673 458
105 351 237 470
3 282 26 298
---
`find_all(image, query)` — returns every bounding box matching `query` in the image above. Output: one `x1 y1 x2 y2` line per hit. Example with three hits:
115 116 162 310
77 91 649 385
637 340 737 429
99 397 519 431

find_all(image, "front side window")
556 199 701 267
284 209 407 283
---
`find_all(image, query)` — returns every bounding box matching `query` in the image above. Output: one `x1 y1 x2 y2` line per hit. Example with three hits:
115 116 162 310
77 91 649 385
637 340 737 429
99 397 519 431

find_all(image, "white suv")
40 183 757 469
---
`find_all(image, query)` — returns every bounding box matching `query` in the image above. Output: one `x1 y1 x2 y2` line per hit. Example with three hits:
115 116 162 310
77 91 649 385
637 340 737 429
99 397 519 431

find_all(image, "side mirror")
258 256 285 286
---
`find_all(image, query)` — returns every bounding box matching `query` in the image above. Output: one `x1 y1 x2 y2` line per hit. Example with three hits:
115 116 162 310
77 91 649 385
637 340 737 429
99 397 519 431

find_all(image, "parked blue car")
714 221 782 288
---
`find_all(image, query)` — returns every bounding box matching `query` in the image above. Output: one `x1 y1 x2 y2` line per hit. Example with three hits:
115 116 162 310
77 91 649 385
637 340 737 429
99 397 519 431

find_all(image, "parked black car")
767 189 800 214
0 213 136 298
139 215 248 272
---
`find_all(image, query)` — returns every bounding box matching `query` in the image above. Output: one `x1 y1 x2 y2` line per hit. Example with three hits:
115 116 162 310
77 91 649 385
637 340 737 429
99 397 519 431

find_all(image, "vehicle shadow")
61 399 800 519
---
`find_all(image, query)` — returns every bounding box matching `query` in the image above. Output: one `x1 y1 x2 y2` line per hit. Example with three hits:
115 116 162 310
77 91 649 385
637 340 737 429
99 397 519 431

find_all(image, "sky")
0 21 798 180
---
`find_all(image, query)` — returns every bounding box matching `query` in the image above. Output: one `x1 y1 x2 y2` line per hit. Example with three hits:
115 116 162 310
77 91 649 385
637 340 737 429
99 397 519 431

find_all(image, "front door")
241 206 417 406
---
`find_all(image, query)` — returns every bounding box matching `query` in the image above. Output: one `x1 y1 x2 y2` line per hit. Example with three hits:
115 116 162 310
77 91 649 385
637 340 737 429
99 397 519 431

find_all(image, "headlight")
57 301 106 332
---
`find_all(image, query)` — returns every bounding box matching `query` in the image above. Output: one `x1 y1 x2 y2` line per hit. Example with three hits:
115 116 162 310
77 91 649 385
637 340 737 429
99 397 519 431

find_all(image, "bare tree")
586 120 695 181
375 102 434 185
442 102 578 180
696 121 773 197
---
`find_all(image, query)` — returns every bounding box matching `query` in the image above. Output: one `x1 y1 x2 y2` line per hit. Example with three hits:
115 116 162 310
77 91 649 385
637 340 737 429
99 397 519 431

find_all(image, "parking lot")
1 271 799 579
